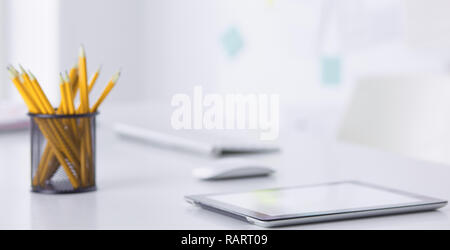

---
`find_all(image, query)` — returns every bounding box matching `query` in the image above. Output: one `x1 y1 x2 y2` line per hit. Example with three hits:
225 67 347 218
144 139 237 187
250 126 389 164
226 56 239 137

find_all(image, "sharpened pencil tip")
18 64 27 74
64 71 70 82
79 45 86 58
111 70 121 83
28 71 36 81
7 67 18 79
9 66 20 76
59 73 65 84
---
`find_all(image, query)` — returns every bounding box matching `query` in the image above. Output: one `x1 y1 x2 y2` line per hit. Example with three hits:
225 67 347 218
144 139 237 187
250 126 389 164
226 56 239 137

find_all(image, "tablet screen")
207 182 420 217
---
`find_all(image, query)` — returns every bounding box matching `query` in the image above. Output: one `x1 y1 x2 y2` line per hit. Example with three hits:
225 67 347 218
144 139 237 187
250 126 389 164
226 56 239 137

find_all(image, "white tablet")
186 181 447 227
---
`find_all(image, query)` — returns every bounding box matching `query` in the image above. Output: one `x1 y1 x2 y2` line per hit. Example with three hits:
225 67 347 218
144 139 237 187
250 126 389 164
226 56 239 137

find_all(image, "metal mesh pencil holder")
29 112 98 194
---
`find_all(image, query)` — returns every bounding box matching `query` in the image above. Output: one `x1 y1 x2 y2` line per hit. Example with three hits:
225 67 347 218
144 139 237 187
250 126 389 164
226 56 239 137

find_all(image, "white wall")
53 0 327 104
3 0 447 108
5 0 60 103
6 0 325 105
0 0 6 100
141 0 324 104
139 0 433 106
58 0 147 103
4 0 147 104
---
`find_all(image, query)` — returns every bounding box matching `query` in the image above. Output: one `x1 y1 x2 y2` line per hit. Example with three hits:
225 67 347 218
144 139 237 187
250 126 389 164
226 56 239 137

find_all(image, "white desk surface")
1 103 450 230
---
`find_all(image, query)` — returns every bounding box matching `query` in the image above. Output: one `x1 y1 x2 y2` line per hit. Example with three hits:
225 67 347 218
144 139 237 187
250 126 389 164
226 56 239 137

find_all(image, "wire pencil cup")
30 112 98 194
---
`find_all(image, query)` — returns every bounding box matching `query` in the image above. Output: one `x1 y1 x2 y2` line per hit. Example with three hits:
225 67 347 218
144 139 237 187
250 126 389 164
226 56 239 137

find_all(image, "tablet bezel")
186 181 447 222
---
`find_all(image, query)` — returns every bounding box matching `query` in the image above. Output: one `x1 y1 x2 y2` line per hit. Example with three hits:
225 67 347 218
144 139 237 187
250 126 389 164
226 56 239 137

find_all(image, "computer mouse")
192 158 275 181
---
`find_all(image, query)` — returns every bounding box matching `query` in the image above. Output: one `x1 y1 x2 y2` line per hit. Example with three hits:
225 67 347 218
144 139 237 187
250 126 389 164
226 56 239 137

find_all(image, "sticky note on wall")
221 27 244 58
321 56 341 85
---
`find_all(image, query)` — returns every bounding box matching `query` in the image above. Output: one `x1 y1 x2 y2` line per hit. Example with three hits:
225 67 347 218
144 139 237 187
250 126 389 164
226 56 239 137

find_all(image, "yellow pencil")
28 70 80 156
64 73 76 114
91 71 120 112
78 46 89 113
8 67 80 188
26 69 81 173
19 66 47 113
25 70 54 115
59 74 69 115
77 46 93 186
69 63 79 96
7 67 38 113
14 67 56 186
10 47 121 191
37 121 81 189
64 73 79 136
9 67 49 186
88 66 101 92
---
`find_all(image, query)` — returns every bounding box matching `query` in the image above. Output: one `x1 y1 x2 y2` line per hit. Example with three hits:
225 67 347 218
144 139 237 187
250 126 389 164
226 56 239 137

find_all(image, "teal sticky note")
221 27 244 58
321 56 341 85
